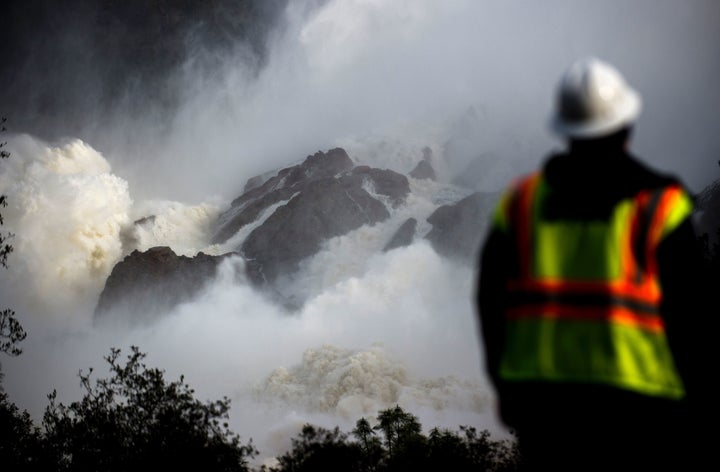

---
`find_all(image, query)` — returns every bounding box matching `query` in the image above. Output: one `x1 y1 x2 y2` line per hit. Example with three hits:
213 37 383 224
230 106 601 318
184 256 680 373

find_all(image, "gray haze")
2 0 720 465
3 0 719 199
121 0 720 199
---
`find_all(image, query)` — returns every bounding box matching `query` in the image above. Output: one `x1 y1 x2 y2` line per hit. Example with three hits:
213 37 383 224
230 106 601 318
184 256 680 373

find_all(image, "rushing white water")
2 0 718 466
0 135 502 465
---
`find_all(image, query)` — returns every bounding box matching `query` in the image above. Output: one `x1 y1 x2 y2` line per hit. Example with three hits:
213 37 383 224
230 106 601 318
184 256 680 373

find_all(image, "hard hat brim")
550 89 642 139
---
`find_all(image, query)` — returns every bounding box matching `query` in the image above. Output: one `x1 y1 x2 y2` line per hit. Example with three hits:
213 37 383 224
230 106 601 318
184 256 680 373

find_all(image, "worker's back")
477 58 711 471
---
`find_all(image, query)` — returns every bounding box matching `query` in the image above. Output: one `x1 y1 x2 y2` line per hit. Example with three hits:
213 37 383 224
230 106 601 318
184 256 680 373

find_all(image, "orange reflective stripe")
500 175 686 398
508 282 661 314
506 304 665 332
516 185 664 305
509 173 540 278
645 186 683 276
504 175 669 331
625 190 645 283
507 272 661 303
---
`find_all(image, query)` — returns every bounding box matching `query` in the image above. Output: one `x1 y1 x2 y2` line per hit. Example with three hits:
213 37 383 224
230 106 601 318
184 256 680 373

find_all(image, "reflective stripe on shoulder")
492 173 540 233
658 186 693 241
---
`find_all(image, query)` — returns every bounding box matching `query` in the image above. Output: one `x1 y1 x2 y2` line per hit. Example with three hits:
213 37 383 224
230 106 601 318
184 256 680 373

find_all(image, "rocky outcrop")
212 148 355 245
95 247 235 323
409 146 436 180
242 175 393 285
424 192 498 263
210 148 411 287
94 146 496 319
383 218 417 252
409 160 436 180
345 166 410 207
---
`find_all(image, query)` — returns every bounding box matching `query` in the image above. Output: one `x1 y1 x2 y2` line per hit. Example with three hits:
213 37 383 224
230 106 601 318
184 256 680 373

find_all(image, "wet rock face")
409 146 436 181
95 247 234 324
98 146 506 318
212 148 355 245
409 160 436 180
212 149 411 287
424 192 498 262
383 218 418 252
95 148 417 318
347 166 412 207
242 176 392 285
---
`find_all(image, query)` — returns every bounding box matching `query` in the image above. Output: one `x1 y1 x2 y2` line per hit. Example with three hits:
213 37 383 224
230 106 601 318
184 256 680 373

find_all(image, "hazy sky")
3 0 719 199
2 0 720 465
133 0 720 200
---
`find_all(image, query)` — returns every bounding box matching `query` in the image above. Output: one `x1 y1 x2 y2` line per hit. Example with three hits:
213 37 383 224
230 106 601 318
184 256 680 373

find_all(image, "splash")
0 136 132 318
256 344 489 418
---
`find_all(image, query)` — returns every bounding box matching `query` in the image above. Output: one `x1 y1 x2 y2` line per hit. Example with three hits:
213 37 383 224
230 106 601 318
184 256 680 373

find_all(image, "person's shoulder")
508 171 540 191
621 153 694 198
628 155 696 234
491 171 541 232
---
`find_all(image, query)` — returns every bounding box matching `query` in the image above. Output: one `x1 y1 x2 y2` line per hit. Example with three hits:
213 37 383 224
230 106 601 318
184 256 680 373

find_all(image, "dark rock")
383 218 417 252
242 177 390 285
347 167 410 207
120 215 157 250
212 148 354 244
409 148 437 180
95 247 235 324
134 215 156 226
425 192 499 263
213 148 410 288
409 159 436 180
96 147 426 317
243 174 268 194
212 186 297 245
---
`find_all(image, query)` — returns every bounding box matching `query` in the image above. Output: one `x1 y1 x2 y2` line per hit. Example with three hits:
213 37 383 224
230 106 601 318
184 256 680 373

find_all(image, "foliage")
373 405 426 470
267 405 521 472
270 424 364 472
0 309 25 358
374 405 423 456
0 390 45 471
0 117 26 360
352 417 383 470
42 346 257 472
0 116 40 471
0 117 13 268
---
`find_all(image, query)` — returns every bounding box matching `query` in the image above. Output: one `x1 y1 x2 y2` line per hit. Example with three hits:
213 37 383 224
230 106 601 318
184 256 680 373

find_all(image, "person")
477 57 712 471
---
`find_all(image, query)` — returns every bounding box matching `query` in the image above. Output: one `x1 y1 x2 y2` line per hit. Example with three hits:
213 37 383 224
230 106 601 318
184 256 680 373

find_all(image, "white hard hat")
550 57 642 139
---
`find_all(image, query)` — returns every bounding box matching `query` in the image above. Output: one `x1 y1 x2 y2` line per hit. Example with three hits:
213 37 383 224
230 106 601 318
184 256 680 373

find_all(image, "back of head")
551 57 642 140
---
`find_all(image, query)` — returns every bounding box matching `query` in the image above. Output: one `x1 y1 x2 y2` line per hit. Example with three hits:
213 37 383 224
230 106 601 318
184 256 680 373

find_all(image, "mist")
2 0 720 465
111 0 720 199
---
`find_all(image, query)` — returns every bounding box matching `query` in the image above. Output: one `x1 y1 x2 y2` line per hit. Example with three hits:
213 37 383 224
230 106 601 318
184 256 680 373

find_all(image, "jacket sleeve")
657 217 714 411
477 226 514 388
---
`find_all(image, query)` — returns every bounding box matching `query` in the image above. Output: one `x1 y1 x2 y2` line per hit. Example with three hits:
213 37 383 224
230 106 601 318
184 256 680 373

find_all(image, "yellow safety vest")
492 172 693 399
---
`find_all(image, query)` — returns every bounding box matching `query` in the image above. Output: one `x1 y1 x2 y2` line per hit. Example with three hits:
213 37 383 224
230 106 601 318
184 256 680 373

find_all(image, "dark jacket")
477 147 714 469
477 147 712 426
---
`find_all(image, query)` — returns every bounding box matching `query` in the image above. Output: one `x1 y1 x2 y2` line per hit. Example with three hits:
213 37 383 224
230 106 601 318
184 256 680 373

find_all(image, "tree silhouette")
373 405 423 457
373 405 426 470
270 424 363 472
352 417 383 471
0 117 41 471
42 346 257 472
0 390 45 471
0 117 26 360
271 405 521 472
